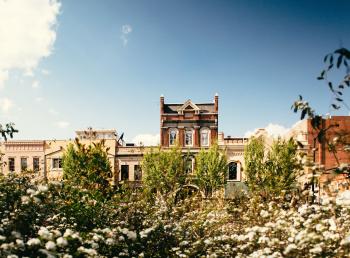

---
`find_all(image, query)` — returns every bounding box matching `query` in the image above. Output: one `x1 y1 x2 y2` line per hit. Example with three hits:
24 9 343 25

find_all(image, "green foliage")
194 143 227 198
0 122 18 141
62 139 112 192
244 137 266 193
142 146 187 199
244 136 301 196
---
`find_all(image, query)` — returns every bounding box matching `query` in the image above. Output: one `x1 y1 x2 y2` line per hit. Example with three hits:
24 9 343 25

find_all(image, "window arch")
169 128 178 146
184 128 194 146
200 128 210 147
228 161 239 181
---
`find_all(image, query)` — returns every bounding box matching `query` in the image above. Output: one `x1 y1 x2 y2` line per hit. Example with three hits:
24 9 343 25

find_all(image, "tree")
244 137 266 193
244 136 301 196
194 143 227 198
62 139 112 192
142 146 187 199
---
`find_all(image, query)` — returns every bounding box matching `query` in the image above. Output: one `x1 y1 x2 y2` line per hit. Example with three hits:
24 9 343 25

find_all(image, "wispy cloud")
0 0 61 87
0 98 14 113
55 121 70 129
132 133 159 146
121 24 132 46
32 80 40 88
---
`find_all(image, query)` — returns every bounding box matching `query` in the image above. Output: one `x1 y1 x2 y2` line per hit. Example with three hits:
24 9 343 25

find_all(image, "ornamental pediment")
178 100 200 114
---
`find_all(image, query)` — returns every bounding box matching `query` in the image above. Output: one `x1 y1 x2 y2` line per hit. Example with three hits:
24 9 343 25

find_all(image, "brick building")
160 95 218 148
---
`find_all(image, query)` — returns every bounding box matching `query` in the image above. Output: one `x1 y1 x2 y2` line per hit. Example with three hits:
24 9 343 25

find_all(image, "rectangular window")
121 165 129 181
8 158 15 172
185 131 193 146
21 158 28 171
228 162 238 180
201 131 209 146
33 157 40 172
134 165 142 181
52 158 62 169
169 130 177 146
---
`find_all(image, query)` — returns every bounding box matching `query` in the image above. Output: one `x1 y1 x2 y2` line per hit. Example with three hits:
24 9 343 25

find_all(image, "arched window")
185 129 193 146
169 129 178 146
228 162 238 181
200 128 210 147
183 155 195 174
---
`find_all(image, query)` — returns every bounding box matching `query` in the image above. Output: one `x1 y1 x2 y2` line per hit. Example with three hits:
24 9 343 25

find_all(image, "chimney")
214 93 219 112
160 94 164 114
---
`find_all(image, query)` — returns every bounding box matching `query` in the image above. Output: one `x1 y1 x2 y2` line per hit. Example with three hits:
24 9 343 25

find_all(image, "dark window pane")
228 162 237 180
33 158 40 172
134 165 142 181
121 165 129 181
21 158 27 171
9 158 15 172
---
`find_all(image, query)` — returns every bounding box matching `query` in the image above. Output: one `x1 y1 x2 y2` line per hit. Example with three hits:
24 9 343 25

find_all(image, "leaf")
330 55 334 64
337 55 343 68
301 109 307 120
323 54 329 63
297 141 304 148
345 59 349 67
336 97 343 102
332 104 340 110
328 64 334 70
345 80 350 87
317 76 324 80
328 82 334 92
321 70 326 77
339 85 345 89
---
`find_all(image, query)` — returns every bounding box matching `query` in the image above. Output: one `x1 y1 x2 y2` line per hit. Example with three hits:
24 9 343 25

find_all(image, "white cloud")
132 133 159 146
35 97 43 102
0 98 14 113
41 69 50 75
32 80 40 88
55 121 69 129
48 108 59 115
244 123 290 139
0 0 61 87
121 24 132 46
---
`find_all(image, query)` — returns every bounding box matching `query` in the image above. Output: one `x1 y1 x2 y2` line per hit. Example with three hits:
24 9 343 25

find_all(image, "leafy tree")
194 143 227 198
244 137 266 193
142 146 187 199
244 136 301 196
62 139 112 192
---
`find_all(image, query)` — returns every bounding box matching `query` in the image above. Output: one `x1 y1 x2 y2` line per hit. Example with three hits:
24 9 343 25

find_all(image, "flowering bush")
1 174 350 257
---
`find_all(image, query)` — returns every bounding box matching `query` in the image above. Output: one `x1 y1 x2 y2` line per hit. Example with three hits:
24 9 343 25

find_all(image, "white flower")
106 238 114 245
341 235 350 246
26 189 35 195
56 237 67 247
45 241 56 251
63 229 73 238
37 185 48 193
260 210 269 218
0 235 5 241
38 227 52 240
15 239 24 247
310 245 322 254
328 219 337 231
21 196 30 204
284 244 297 255
27 238 41 246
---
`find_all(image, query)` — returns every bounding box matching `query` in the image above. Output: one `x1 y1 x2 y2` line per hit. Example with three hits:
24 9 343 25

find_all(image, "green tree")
142 146 187 199
244 137 301 196
62 139 112 192
194 143 227 198
244 137 266 193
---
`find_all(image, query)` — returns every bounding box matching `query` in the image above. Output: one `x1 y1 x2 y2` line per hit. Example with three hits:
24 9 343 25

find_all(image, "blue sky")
0 0 349 143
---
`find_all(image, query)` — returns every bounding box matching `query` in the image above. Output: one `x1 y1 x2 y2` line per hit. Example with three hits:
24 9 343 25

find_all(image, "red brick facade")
307 116 350 170
160 95 219 148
